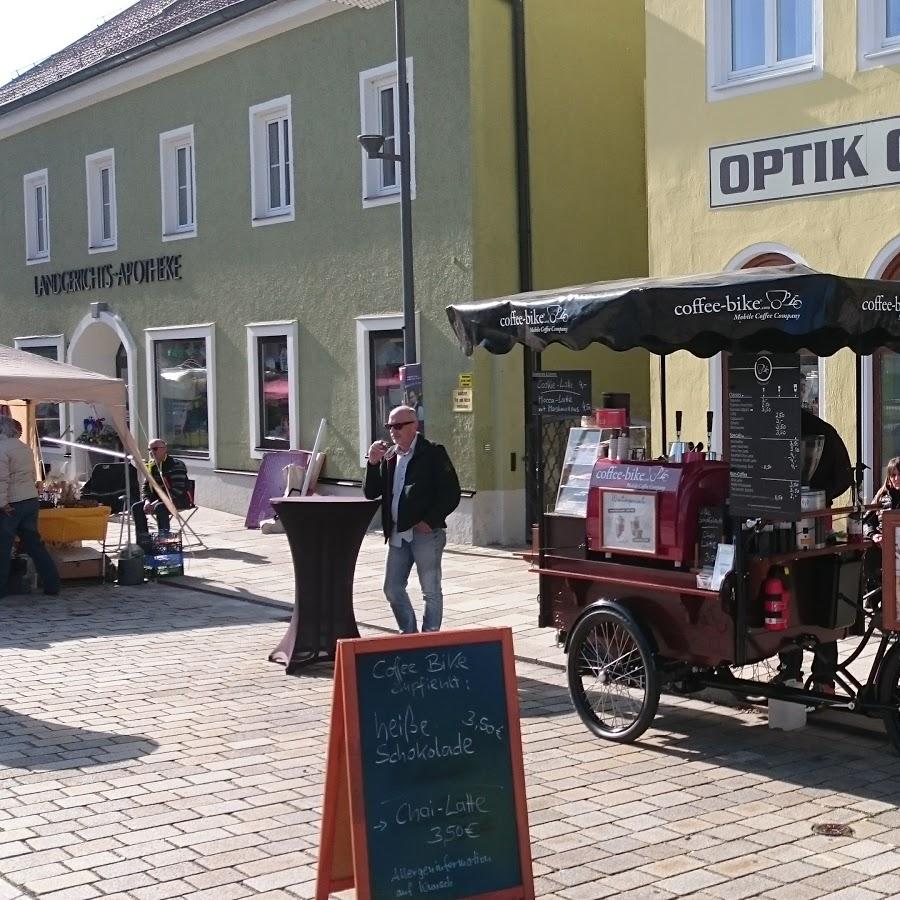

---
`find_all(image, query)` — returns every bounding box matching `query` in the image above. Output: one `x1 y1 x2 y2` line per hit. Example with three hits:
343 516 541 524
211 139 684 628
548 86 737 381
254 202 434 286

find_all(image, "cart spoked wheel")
877 641 900 752
567 605 660 742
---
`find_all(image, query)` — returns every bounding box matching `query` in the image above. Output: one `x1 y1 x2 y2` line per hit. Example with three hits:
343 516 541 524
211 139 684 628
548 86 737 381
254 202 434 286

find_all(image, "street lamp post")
356 0 417 366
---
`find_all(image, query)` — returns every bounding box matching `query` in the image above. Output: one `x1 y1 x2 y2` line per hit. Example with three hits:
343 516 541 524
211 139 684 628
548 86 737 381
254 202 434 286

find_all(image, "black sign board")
316 628 533 900
697 505 725 570
533 370 592 418
728 352 801 519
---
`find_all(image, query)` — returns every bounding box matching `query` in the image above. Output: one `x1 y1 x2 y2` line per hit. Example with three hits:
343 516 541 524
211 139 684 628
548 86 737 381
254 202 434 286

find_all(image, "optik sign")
709 115 900 208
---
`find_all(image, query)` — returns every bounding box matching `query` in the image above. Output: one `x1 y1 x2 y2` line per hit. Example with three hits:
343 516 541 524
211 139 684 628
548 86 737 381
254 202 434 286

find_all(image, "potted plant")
77 416 122 469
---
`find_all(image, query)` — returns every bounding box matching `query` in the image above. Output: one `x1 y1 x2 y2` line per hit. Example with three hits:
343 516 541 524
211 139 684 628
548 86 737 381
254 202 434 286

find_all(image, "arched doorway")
712 247 815 454
68 310 138 476
866 241 900 494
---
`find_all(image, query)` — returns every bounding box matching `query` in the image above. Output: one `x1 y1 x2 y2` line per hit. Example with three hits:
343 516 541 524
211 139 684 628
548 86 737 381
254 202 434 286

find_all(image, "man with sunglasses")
132 439 191 542
365 405 460 633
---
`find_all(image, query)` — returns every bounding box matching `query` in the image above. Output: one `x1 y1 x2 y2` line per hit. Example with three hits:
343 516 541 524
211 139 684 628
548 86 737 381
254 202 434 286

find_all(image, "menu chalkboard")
728 353 801 519
533 370 592 418
697 505 725 570
316 628 533 900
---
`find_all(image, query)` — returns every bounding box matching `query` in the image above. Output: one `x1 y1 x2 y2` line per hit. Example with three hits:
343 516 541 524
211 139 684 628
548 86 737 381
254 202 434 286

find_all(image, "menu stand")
270 496 379 673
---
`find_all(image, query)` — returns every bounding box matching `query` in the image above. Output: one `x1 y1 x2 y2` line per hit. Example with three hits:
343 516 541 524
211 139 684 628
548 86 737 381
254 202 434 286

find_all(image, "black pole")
511 0 538 538
660 355 668 456
855 352 863 469
395 0 416 365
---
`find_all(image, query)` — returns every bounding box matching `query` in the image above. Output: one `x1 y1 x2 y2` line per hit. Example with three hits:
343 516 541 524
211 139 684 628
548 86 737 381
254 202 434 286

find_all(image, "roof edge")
1 0 282 117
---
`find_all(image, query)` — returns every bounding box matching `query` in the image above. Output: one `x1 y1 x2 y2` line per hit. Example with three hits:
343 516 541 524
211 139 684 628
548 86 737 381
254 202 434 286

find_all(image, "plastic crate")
146 551 184 577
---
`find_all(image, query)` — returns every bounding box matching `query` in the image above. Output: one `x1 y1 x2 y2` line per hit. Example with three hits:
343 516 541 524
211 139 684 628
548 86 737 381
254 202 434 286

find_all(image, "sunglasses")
385 420 416 430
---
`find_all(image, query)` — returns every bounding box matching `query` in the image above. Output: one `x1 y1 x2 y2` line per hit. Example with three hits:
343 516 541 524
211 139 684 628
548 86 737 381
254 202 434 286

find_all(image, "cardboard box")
49 545 103 581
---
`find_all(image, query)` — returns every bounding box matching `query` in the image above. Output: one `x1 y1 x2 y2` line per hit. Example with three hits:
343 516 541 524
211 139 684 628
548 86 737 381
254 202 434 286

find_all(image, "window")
359 60 416 207
14 336 65 445
707 0 822 99
23 169 49 263
355 313 414 463
160 125 196 240
249 96 294 225
85 149 117 252
859 0 900 68
246 321 298 457
145 325 215 462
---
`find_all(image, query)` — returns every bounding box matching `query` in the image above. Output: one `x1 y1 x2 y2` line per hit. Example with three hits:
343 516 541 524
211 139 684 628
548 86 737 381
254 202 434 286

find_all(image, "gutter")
0 0 283 117
509 0 540 541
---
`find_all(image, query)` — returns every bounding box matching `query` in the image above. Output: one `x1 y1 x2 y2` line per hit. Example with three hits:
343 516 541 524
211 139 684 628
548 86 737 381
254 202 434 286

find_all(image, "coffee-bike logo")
861 294 900 317
498 304 570 334
673 290 802 323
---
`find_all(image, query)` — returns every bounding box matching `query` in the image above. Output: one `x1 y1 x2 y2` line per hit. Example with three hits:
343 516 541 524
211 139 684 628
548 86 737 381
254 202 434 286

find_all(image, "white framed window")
246 321 299 459
85 148 117 252
145 324 216 466
249 96 294 226
159 125 196 240
859 0 900 69
23 169 50 264
355 312 419 465
14 336 66 450
707 0 822 100
359 59 416 208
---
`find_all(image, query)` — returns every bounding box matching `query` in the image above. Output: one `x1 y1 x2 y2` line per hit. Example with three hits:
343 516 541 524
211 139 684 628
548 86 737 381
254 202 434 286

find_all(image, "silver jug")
668 441 687 462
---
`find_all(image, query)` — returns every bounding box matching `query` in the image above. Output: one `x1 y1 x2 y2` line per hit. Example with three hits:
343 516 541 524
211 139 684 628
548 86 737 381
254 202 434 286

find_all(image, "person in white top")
0 415 60 597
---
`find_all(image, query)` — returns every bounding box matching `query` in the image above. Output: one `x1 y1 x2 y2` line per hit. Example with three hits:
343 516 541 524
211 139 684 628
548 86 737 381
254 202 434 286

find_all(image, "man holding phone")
364 405 460 633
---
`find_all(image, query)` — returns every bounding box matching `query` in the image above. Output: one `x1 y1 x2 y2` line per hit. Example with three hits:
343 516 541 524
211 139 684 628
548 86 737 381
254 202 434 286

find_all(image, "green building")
0 0 648 543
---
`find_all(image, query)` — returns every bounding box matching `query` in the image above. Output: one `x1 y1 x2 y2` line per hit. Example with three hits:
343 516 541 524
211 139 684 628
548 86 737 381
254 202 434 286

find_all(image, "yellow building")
646 0 900 497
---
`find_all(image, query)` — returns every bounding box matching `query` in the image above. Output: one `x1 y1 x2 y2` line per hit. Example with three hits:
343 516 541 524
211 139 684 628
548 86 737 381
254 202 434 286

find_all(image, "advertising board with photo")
599 490 657 555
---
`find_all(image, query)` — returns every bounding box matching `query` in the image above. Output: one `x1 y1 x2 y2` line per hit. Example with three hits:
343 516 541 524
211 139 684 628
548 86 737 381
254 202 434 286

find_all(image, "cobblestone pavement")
0 509 898 899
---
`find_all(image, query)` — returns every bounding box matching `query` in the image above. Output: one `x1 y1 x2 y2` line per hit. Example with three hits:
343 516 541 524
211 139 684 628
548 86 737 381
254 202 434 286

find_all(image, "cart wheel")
567 605 660 742
877 641 900 752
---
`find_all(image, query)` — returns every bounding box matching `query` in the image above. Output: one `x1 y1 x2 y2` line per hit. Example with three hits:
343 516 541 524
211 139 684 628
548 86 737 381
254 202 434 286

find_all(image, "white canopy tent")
0 344 175 516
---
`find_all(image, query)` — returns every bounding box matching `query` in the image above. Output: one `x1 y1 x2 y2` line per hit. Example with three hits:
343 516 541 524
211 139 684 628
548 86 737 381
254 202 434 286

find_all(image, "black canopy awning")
446 265 900 358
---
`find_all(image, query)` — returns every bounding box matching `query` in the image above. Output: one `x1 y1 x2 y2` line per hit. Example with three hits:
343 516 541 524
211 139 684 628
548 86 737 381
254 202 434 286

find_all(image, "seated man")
132 438 191 539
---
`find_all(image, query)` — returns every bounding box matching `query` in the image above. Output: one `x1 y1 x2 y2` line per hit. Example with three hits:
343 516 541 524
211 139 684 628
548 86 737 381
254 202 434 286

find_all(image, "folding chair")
174 478 205 550
81 462 140 553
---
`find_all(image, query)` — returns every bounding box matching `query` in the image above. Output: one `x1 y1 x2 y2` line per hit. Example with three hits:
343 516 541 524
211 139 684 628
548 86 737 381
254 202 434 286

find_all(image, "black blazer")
363 435 461 541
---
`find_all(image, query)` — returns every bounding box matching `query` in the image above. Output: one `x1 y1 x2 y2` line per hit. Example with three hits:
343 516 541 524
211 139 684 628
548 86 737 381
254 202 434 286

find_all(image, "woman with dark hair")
865 456 900 542
0 415 60 597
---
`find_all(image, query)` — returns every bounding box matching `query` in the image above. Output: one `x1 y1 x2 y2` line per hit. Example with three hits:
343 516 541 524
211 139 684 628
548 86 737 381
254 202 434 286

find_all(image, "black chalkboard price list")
728 352 802 519
316 628 534 900
533 369 592 419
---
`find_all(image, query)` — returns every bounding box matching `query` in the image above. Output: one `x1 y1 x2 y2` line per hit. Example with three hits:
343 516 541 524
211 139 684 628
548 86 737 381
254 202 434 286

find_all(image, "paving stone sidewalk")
0 508 897 899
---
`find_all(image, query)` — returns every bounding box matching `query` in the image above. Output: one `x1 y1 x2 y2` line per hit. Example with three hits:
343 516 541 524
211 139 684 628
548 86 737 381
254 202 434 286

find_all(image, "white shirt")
390 434 418 547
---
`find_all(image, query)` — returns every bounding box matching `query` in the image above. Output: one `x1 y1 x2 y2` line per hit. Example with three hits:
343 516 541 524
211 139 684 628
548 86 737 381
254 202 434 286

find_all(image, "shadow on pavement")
640 699 900 802
517 674 573 718
0 585 288 651
0 705 159 771
184 548 271 563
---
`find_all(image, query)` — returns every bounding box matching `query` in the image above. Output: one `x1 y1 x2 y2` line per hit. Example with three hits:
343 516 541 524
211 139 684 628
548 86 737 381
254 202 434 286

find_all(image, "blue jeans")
0 497 60 596
383 528 447 633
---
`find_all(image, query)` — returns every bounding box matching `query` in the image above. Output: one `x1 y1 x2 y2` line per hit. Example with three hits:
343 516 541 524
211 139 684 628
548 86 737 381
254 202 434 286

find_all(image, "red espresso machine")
586 458 729 566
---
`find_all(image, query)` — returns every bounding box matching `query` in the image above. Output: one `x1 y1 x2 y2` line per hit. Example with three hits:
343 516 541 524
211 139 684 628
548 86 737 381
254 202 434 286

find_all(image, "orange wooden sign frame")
316 627 534 900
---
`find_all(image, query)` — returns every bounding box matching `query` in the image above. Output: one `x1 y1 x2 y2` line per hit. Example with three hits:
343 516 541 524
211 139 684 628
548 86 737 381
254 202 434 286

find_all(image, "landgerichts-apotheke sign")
709 115 900 208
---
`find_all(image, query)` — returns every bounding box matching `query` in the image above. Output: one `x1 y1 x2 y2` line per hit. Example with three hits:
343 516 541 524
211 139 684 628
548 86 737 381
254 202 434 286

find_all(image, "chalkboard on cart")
533 370 592 419
728 352 801 519
316 627 534 900
697 505 725 570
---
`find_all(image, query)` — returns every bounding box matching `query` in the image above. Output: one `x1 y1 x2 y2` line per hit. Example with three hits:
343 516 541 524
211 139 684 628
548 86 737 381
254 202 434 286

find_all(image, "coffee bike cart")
447 264 900 751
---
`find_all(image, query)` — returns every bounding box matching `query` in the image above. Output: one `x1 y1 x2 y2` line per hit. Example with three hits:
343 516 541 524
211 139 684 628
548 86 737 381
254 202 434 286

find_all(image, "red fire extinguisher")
763 566 790 631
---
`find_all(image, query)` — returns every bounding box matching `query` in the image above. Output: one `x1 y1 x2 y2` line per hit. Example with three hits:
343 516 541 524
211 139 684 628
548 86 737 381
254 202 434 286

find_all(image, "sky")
1 1 137 86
